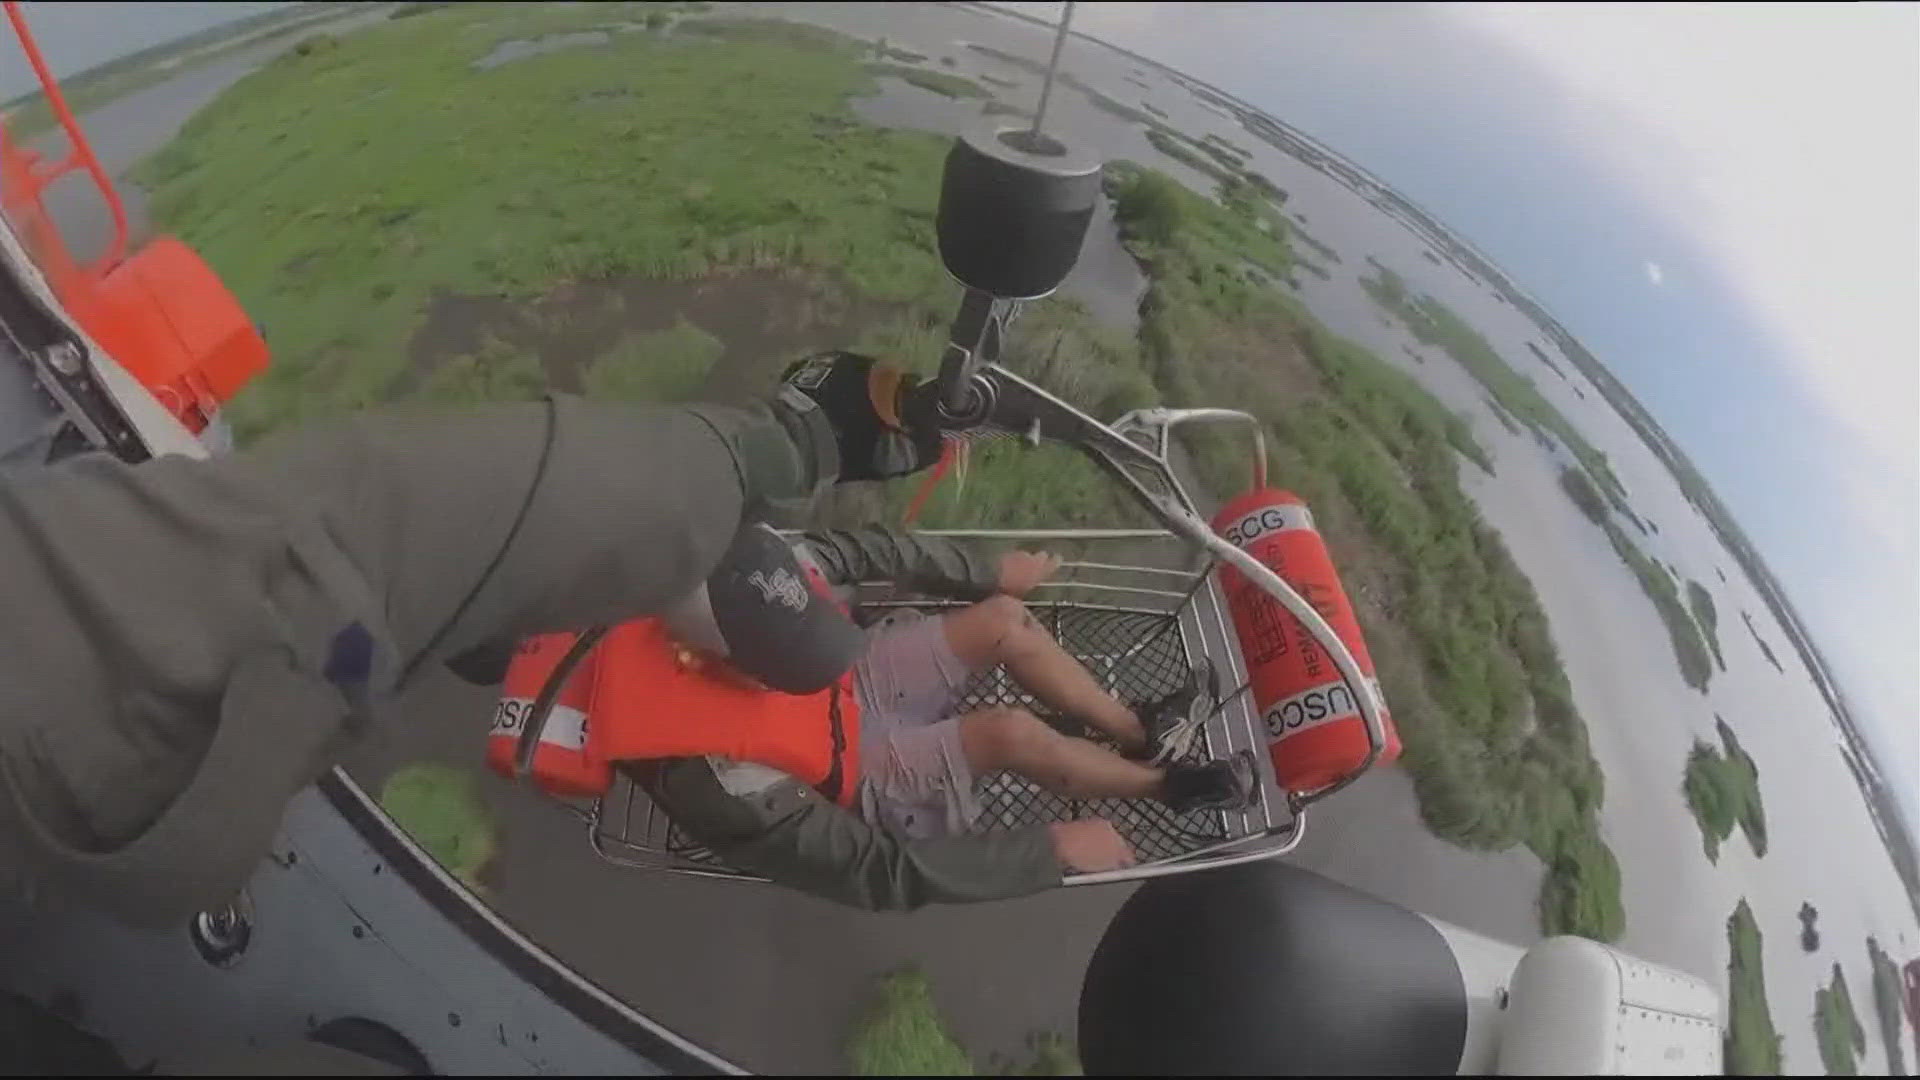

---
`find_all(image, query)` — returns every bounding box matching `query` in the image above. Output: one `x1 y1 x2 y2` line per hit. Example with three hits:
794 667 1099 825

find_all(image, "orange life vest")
484 632 613 799
489 540 863 805
592 618 862 807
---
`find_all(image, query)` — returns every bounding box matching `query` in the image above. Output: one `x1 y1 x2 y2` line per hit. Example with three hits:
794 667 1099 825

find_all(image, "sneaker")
1138 658 1217 765
1162 749 1257 815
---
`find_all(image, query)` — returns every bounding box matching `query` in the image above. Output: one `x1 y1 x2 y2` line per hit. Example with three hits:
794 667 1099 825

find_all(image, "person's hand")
998 550 1062 598
776 351 943 482
1048 818 1137 873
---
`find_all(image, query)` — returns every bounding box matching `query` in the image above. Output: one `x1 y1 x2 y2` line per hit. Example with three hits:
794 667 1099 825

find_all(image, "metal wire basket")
587 528 1307 885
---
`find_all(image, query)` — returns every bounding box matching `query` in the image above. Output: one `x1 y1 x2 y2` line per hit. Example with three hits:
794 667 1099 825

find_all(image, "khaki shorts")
852 610 981 838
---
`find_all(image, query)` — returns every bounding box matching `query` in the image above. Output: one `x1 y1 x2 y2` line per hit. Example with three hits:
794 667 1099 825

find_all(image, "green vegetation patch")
865 62 988 99
1145 127 1230 183
1682 717 1768 861
413 333 547 406
1013 1032 1082 1076
139 3 1159 532
1203 132 1253 160
846 968 1079 1076
1610 524 1714 691
389 1 456 18
1560 465 1608 526
134 5 973 440
848 969 974 1076
1867 936 1908 1075
379 762 497 888
1240 170 1288 206
870 38 928 64
1557 468 1714 691
964 41 1048 75
1726 899 1784 1075
1535 827 1623 945
1288 226 1344 269
1814 962 1867 1075
581 319 724 404
1482 397 1521 436
1687 579 1727 670
1524 340 1567 379
1188 131 1250 172
1110 160 1617 941
1360 266 1631 513
1141 124 1279 192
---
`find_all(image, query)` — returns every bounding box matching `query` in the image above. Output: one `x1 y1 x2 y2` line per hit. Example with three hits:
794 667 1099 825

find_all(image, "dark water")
37 2 1918 1072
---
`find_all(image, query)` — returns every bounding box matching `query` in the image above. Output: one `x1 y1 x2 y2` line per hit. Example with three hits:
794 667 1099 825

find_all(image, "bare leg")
942 596 1149 754
959 707 1164 800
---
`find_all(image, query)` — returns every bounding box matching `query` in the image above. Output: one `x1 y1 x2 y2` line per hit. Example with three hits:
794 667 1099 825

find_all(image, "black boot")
1138 658 1216 765
1162 749 1257 814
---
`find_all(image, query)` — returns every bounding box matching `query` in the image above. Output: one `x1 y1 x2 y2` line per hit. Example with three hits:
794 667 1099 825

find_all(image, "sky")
996 0 1918 826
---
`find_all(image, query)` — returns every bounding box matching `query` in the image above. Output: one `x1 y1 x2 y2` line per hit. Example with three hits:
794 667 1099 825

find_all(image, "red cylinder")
1211 488 1400 793
485 632 611 798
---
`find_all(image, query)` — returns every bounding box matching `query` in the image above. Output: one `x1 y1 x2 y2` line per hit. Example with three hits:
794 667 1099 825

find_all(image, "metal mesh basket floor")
593 600 1246 872
956 603 1229 862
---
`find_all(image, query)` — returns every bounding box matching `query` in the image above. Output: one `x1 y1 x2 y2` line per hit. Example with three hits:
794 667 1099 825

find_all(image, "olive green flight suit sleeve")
0 394 836 925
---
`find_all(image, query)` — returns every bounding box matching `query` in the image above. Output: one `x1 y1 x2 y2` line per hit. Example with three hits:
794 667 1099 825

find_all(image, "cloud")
1644 261 1664 287
1450 2 1919 494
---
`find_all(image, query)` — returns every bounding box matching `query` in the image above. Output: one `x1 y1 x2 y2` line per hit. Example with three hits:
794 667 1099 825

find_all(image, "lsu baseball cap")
661 522 865 695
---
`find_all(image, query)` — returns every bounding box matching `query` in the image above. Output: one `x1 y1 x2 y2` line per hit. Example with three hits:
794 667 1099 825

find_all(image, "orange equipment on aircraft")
0 0 266 435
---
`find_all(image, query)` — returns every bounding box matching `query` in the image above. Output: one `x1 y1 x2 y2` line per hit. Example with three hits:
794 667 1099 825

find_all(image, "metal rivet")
44 342 81 375
190 890 255 968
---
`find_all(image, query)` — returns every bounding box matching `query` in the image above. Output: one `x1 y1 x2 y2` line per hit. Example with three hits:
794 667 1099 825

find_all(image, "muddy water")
39 1 1920 1072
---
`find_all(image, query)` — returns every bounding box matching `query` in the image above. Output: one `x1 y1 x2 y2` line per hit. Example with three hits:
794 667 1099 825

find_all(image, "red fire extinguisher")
485 632 612 798
1211 488 1401 793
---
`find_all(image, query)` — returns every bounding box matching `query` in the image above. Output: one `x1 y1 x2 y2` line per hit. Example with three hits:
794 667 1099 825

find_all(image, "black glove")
776 351 943 482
